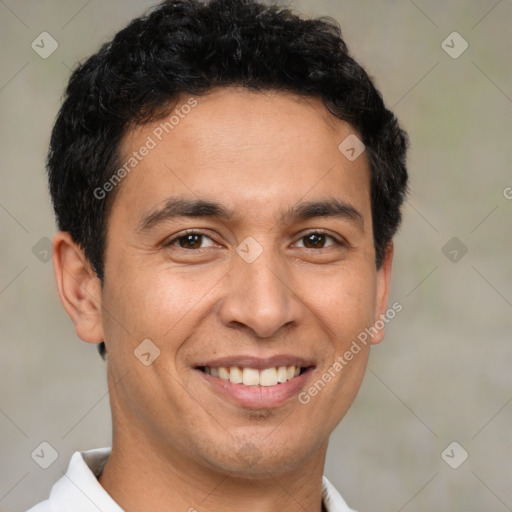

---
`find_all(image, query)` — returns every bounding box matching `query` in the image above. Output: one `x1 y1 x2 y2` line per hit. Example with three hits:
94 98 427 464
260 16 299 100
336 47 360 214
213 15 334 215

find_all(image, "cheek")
101 263 225 348
303 263 378 344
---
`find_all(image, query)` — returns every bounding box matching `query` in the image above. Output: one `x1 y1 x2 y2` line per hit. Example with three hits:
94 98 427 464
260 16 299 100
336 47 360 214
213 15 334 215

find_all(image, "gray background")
1 0 511 510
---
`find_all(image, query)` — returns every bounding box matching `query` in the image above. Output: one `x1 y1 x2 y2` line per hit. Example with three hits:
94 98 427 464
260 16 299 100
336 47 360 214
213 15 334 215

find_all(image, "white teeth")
203 365 304 386
277 366 288 383
243 368 260 386
260 368 278 387
229 366 243 384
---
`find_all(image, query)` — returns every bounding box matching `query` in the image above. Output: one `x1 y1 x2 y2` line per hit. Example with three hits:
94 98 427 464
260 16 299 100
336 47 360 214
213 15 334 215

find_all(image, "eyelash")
164 229 345 250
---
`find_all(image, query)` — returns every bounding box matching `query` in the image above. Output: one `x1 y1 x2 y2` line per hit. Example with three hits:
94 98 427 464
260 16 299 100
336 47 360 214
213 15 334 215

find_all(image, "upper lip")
195 355 316 370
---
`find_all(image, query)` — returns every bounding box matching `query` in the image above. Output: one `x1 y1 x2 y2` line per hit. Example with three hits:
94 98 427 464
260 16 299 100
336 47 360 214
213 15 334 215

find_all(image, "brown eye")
297 232 340 249
304 233 325 248
177 233 203 249
166 231 216 250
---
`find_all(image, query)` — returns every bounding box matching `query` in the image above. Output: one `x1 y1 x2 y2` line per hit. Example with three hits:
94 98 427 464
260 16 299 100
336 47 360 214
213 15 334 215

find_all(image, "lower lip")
196 368 314 409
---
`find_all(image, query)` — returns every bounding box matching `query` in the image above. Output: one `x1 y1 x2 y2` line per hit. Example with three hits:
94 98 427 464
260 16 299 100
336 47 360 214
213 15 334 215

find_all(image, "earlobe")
52 231 104 344
370 242 394 345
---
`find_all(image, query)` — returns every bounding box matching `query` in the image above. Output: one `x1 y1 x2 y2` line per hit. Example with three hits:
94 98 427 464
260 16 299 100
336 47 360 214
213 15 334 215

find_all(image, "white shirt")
27 448 356 512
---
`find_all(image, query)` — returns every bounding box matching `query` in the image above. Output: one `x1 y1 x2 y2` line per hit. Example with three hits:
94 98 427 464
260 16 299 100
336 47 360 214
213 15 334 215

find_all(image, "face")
93 88 392 475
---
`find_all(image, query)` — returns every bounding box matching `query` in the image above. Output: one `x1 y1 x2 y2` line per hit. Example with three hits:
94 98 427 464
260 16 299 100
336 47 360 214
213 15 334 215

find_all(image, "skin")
53 88 393 512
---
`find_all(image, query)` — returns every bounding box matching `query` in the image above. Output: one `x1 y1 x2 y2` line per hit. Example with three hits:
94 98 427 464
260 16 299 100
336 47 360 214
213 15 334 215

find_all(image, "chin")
198 433 323 478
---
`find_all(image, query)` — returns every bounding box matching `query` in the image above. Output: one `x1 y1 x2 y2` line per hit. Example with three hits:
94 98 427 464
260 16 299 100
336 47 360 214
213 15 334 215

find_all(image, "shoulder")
24 501 52 512
322 476 358 512
24 448 114 512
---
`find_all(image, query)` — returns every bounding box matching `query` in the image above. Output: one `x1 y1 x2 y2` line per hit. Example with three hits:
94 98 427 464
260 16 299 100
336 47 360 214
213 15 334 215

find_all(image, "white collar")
30 448 356 512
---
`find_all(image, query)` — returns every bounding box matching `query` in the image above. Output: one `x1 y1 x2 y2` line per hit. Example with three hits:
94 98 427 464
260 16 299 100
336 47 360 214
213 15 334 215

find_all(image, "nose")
218 246 303 339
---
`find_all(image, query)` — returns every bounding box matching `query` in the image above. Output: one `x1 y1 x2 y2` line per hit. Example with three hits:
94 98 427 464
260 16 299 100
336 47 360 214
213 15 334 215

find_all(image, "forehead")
112 88 371 227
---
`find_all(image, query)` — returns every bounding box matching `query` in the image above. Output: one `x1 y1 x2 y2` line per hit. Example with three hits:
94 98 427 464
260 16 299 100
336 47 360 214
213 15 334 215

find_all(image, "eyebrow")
137 197 364 232
137 198 233 232
285 199 364 230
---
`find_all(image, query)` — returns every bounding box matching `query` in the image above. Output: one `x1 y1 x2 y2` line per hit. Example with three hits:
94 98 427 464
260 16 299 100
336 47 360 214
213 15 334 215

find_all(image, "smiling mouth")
197 365 308 387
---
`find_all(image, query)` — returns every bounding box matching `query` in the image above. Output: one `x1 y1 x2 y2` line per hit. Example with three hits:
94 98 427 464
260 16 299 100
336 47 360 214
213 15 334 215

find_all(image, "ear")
370 241 394 345
52 231 104 344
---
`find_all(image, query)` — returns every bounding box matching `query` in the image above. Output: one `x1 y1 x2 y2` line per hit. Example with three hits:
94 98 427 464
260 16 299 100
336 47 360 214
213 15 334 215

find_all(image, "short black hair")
48 0 408 282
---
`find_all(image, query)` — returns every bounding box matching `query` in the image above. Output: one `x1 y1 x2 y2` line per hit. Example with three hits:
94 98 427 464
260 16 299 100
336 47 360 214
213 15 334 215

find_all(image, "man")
28 0 408 510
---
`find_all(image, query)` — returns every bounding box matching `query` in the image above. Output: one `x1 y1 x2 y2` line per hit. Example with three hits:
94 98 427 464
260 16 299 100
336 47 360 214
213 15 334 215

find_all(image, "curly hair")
48 0 408 279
